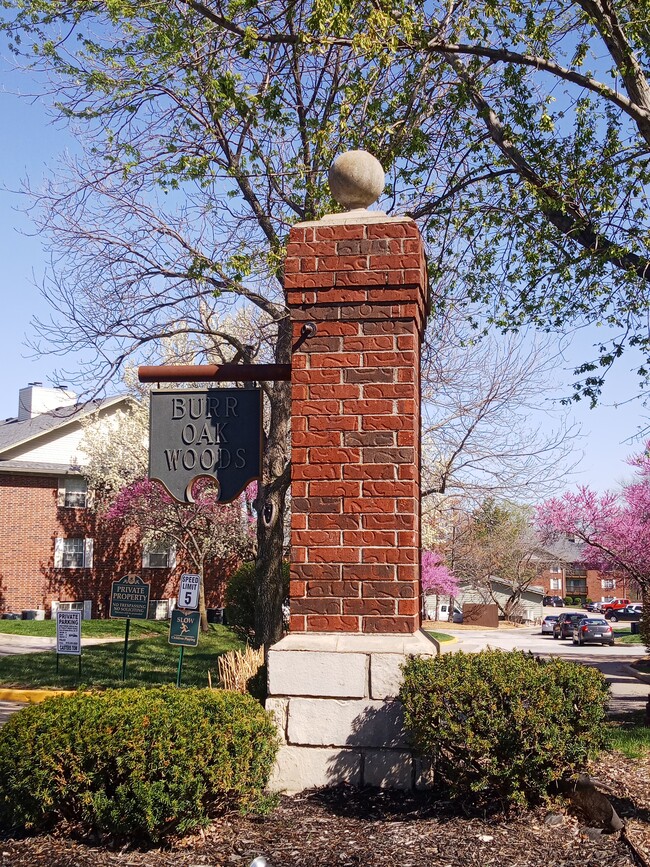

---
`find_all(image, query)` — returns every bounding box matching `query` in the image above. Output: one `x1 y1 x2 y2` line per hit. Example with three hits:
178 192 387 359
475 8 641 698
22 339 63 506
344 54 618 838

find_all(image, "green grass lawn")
0 619 168 638
608 714 650 759
611 627 643 645
427 631 455 642
0 624 244 689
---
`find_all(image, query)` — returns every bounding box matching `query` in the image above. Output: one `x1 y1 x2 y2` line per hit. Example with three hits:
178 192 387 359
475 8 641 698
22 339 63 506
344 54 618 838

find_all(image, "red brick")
363 481 414 497
292 430 340 447
343 336 395 352
299 400 340 415
294 368 343 385
363 513 414 530
295 564 342 581
362 581 415 598
363 384 413 400
293 598 341 615
308 547 361 563
306 615 360 632
311 353 361 369
364 351 416 367
366 222 415 239
308 514 360 530
343 497 397 514
317 256 367 272
292 464 342 480
344 598 395 616
343 464 396 480
362 616 416 633
342 399 393 415
309 415 359 431
289 614 306 631
315 224 366 240
291 514 307 531
308 581 360 598
362 548 417 564
293 530 341 546
309 384 360 400
309 447 361 464
289 580 306 597
310 481 361 498
398 598 419 616
343 530 396 547
342 564 393 580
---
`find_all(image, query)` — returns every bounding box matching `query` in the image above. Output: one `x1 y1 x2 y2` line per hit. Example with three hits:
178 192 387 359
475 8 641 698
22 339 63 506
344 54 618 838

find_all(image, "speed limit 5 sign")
178 573 200 610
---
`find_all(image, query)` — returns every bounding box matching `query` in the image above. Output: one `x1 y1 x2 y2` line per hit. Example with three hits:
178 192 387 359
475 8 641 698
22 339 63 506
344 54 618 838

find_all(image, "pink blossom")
536 441 650 593
421 550 459 596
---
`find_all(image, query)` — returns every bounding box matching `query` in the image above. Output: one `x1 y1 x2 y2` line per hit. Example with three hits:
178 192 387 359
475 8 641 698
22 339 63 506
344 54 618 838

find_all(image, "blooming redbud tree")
536 443 650 649
421 550 459 620
107 478 256 631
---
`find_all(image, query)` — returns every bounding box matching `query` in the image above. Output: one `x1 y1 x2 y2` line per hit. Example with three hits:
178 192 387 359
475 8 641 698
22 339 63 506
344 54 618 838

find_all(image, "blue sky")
0 58 647 495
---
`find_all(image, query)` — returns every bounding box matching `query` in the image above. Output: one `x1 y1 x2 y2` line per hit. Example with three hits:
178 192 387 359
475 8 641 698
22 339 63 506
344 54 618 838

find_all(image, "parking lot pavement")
440 624 649 715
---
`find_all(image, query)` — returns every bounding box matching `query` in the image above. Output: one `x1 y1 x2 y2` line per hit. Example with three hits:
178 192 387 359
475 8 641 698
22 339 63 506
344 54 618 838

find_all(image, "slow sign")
148 388 262 503
169 609 201 648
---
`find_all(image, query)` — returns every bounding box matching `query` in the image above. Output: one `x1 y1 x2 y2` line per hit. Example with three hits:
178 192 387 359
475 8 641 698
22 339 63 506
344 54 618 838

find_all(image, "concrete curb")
622 663 650 686
0 688 77 703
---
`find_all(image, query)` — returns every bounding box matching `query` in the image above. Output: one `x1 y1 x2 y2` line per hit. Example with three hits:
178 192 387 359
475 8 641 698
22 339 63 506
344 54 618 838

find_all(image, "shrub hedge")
0 687 278 841
400 650 609 809
224 560 290 641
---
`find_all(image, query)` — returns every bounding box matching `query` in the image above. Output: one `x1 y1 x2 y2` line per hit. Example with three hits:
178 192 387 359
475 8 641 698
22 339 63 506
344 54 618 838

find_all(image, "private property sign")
149 388 262 503
110 574 150 620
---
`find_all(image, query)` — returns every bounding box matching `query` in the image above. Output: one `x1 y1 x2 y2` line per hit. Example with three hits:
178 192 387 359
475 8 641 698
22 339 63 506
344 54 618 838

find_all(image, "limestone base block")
266 630 436 793
268 746 361 793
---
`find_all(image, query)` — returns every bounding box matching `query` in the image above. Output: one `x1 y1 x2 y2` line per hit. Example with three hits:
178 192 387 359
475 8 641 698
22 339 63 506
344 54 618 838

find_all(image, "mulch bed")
2 753 649 867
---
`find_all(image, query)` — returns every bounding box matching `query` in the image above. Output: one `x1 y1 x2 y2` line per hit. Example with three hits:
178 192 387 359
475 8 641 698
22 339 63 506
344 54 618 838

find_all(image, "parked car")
606 604 642 622
572 617 614 646
541 614 559 635
585 601 603 612
601 598 630 614
553 611 587 639
543 595 565 607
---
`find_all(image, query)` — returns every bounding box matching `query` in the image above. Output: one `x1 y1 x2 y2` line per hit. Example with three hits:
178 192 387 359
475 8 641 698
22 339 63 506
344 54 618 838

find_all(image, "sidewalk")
0 633 123 657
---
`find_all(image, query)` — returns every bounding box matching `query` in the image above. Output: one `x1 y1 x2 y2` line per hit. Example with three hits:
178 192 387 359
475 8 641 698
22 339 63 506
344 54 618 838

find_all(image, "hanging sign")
149 388 262 504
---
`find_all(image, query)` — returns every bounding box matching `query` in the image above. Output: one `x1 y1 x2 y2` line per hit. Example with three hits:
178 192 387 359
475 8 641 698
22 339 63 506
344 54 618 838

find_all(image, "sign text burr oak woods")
149 388 262 503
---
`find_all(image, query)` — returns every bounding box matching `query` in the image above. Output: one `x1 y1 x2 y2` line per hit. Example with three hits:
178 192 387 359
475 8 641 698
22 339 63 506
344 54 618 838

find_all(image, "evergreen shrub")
0 687 278 841
400 650 609 809
225 561 290 640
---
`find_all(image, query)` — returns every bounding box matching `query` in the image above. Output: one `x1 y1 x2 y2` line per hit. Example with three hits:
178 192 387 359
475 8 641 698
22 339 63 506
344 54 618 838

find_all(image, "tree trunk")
254 317 292 649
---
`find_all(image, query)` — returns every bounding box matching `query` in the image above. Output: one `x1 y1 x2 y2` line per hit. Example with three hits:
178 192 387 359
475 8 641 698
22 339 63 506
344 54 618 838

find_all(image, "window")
550 578 562 590
54 537 93 569
601 579 615 590
57 477 89 508
549 565 563 574
142 543 176 569
566 533 576 543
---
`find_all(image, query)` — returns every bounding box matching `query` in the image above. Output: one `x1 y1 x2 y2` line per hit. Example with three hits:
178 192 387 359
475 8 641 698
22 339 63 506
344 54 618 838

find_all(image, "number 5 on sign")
178 573 200 610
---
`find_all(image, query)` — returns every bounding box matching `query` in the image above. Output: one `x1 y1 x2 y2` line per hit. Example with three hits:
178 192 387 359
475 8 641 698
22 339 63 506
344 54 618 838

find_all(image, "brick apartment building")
535 536 640 603
0 383 234 618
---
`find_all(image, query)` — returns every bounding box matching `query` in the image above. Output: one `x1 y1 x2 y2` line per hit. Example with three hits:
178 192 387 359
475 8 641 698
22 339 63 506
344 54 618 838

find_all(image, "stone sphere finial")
328 150 385 210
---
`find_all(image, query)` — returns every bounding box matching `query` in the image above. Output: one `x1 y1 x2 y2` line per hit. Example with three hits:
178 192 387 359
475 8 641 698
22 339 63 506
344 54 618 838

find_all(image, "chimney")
18 383 78 420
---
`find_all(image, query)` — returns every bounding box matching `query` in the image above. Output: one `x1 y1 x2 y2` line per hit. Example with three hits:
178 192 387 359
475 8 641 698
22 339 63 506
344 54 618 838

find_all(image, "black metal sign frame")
148 387 263 504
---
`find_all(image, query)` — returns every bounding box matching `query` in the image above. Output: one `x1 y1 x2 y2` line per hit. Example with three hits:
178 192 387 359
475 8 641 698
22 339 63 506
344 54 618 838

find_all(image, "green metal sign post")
110 574 150 682
168 609 200 687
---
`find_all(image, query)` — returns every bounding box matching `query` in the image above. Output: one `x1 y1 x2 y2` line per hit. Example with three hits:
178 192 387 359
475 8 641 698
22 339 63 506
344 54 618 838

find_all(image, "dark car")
553 612 585 639
543 595 565 608
605 605 641 623
585 601 603 612
572 617 614 646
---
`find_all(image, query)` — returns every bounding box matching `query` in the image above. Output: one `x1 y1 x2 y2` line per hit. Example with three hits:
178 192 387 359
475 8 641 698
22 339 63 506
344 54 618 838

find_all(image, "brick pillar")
285 214 429 634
